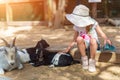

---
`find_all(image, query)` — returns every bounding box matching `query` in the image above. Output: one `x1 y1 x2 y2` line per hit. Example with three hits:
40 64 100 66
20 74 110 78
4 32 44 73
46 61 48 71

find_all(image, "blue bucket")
103 43 116 51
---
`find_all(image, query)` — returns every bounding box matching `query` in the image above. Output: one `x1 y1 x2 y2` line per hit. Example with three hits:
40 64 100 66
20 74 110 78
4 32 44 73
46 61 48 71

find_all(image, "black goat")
18 39 73 67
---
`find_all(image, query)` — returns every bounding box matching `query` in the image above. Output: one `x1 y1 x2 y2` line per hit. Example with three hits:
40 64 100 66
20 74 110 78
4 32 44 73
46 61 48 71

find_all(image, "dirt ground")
0 24 120 80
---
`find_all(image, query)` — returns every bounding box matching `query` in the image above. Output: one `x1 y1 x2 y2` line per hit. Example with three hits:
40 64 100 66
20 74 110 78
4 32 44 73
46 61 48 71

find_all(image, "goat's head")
34 39 50 61
35 39 49 49
1 37 17 66
31 39 49 62
27 39 49 66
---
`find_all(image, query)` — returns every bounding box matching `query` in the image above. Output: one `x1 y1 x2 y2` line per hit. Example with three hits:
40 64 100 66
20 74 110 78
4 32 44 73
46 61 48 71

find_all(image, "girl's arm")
63 30 78 53
96 25 111 45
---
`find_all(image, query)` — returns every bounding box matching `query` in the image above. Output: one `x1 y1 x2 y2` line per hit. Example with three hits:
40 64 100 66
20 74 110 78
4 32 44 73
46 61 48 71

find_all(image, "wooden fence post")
88 0 101 19
6 0 13 24
53 0 66 28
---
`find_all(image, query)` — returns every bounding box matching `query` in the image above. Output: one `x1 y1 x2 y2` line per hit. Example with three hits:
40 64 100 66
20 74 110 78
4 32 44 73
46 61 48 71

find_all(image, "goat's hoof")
49 64 55 68
0 69 5 74
18 64 23 69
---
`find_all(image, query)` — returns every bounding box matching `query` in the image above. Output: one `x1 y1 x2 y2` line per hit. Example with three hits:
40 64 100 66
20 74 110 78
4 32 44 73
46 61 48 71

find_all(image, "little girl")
64 4 111 72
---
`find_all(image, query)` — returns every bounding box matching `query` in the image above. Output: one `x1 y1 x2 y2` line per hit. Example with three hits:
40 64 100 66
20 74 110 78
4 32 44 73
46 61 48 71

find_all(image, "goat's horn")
0 38 9 47
12 37 16 47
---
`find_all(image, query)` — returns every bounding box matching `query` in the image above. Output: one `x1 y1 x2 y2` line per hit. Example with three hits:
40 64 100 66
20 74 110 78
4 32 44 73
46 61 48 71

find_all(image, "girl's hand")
62 48 69 53
58 49 69 54
62 41 76 53
104 39 112 45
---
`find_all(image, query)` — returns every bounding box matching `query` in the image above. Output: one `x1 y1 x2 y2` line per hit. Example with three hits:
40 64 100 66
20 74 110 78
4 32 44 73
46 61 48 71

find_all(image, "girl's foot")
88 58 96 72
81 56 88 69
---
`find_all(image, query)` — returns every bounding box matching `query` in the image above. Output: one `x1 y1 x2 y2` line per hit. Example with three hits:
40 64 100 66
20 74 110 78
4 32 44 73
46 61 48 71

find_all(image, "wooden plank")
9 0 42 2
0 21 47 26
0 0 43 4
47 46 120 64
95 51 120 64
70 48 120 64
6 1 13 23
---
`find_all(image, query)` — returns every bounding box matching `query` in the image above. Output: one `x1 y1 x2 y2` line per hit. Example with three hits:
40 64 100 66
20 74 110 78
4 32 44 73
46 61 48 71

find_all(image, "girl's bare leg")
89 38 98 72
76 36 86 56
90 38 98 59
76 36 88 69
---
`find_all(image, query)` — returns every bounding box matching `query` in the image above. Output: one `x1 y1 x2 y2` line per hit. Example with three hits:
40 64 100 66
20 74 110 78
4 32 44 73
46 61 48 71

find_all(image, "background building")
0 0 119 25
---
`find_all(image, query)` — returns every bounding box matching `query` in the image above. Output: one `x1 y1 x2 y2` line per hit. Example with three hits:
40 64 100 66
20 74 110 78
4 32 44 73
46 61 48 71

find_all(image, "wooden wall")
0 0 119 22
0 0 45 21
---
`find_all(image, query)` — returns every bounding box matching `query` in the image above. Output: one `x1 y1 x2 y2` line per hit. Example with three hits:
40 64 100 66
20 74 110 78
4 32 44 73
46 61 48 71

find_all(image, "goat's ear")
12 37 16 47
0 38 10 47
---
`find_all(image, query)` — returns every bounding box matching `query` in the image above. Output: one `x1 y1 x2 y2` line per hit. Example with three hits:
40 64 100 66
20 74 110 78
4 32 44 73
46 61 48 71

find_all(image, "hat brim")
66 14 95 27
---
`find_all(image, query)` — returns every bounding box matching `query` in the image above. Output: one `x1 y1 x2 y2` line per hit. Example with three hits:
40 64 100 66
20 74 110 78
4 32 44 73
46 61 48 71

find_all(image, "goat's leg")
17 60 23 69
18 63 23 69
8 67 14 71
16 55 23 69
0 68 5 74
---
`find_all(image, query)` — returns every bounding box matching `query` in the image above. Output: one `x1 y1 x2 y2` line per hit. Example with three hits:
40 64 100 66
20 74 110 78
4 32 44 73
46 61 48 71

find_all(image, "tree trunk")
47 0 57 27
91 3 97 19
104 0 109 18
53 0 66 28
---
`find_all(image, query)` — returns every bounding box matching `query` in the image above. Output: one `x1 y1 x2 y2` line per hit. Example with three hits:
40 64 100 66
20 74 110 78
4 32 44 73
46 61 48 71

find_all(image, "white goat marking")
35 49 39 54
17 49 30 63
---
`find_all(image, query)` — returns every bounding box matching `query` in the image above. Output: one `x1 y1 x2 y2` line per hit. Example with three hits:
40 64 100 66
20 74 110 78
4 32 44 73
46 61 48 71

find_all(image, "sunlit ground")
115 35 120 42
0 26 32 37
0 25 120 49
2 62 120 80
0 25 73 48
102 27 120 42
96 62 120 80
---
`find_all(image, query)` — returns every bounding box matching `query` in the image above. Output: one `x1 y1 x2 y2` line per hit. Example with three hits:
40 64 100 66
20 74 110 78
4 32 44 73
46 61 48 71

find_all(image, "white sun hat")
66 4 95 27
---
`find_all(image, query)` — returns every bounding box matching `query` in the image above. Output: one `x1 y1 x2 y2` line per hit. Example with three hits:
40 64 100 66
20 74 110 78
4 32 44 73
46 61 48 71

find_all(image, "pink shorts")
81 34 91 48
